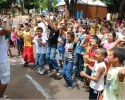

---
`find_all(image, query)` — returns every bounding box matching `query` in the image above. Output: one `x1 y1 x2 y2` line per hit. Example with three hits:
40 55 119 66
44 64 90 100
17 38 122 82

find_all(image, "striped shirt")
64 41 75 62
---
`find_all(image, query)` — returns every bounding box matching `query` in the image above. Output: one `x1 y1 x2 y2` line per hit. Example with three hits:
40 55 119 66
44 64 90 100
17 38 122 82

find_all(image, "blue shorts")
86 67 92 76
58 51 64 61
35 53 46 67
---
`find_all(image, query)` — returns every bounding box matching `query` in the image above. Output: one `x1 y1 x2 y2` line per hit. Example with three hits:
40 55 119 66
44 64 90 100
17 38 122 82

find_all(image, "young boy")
102 37 125 100
80 47 107 100
33 27 46 74
82 37 101 89
21 23 35 67
62 31 76 89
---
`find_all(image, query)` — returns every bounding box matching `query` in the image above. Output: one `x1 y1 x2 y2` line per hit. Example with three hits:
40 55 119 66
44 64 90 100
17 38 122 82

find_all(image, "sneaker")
67 83 77 89
57 72 61 76
23 61 29 67
39 69 46 75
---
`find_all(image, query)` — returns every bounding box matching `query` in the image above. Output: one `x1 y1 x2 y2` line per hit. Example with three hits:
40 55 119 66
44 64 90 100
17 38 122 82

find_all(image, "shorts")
23 46 35 63
86 67 92 76
58 52 64 61
89 87 103 100
35 53 46 67
0 61 10 84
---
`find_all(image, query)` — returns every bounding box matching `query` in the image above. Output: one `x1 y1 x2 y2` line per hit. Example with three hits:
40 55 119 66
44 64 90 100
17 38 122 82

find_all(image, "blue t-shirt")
57 36 66 53
76 33 86 54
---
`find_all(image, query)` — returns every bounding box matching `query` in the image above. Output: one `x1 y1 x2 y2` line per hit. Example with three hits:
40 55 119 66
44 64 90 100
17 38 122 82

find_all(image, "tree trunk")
118 0 125 19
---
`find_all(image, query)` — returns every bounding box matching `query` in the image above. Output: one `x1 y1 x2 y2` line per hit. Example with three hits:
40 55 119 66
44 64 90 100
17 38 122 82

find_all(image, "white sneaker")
39 69 46 75
57 72 61 76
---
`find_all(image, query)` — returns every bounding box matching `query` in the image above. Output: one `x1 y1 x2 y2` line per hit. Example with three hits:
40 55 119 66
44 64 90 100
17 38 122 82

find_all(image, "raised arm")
0 17 12 35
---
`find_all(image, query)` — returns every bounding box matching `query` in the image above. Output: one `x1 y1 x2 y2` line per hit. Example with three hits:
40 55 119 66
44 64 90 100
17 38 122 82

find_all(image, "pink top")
103 40 114 62
11 31 17 42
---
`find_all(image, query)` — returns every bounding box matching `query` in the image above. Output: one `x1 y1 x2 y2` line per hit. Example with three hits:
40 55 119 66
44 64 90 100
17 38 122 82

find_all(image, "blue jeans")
46 46 60 72
35 53 46 67
62 61 74 87
74 53 84 76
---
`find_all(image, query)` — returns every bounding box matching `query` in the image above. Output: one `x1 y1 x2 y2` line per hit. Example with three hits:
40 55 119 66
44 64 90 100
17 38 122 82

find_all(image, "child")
74 25 87 78
82 37 101 88
11 27 16 48
57 28 66 69
97 27 106 41
33 27 46 74
21 23 35 67
102 31 116 73
102 38 125 100
62 31 76 89
80 47 107 100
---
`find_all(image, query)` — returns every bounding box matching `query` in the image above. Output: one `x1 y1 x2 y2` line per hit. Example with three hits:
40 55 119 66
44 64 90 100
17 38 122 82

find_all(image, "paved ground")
5 48 89 99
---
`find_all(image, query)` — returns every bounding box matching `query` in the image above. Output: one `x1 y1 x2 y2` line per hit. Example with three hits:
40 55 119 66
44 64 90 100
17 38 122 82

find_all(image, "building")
56 0 107 20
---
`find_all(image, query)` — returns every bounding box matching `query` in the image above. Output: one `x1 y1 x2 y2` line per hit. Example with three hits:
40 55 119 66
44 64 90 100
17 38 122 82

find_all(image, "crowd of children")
1 14 125 100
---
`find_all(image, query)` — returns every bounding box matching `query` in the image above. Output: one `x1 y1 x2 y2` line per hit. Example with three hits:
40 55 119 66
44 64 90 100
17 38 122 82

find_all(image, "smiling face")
108 33 114 42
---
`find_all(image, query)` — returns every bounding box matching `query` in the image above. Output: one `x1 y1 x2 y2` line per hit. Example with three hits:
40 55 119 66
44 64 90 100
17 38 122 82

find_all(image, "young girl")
62 31 76 89
11 27 16 48
102 31 116 73
102 37 125 100
80 47 107 100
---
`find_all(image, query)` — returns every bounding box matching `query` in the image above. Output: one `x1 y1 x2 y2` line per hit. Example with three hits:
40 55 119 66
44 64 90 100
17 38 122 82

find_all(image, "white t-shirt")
38 22 48 40
90 61 106 91
33 36 47 54
0 28 8 63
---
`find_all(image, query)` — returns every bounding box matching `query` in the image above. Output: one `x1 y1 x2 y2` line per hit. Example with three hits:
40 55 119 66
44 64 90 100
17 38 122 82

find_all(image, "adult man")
0 17 11 100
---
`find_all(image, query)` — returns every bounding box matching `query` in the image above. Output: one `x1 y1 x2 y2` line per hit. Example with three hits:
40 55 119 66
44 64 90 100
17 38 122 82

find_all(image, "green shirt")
0 26 11 40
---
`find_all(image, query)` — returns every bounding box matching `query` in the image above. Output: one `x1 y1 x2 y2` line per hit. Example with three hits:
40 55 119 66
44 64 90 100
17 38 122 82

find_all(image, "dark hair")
67 31 75 38
18 24 24 28
37 27 43 32
110 31 116 39
98 47 107 57
112 47 125 64
91 35 98 39
100 26 106 32
93 37 101 46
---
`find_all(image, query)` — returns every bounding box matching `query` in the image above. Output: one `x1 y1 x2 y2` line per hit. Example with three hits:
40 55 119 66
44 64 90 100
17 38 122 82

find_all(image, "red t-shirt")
88 48 96 67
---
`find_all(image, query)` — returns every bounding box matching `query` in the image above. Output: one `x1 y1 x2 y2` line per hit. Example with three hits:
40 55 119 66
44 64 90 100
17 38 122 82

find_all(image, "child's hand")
83 54 89 60
84 64 89 68
81 52 85 55
119 36 125 42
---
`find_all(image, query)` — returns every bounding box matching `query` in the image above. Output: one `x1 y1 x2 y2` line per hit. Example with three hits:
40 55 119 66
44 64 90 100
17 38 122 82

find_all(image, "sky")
58 0 61 2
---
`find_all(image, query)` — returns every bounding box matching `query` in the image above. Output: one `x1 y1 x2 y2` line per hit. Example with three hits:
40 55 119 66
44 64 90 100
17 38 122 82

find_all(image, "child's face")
91 39 97 48
107 50 117 64
95 49 104 62
101 29 106 34
36 30 42 37
79 27 83 32
67 34 74 42
108 33 114 42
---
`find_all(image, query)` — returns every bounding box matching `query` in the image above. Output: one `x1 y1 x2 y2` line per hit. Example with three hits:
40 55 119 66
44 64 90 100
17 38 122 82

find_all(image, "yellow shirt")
90 27 95 35
23 31 32 46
